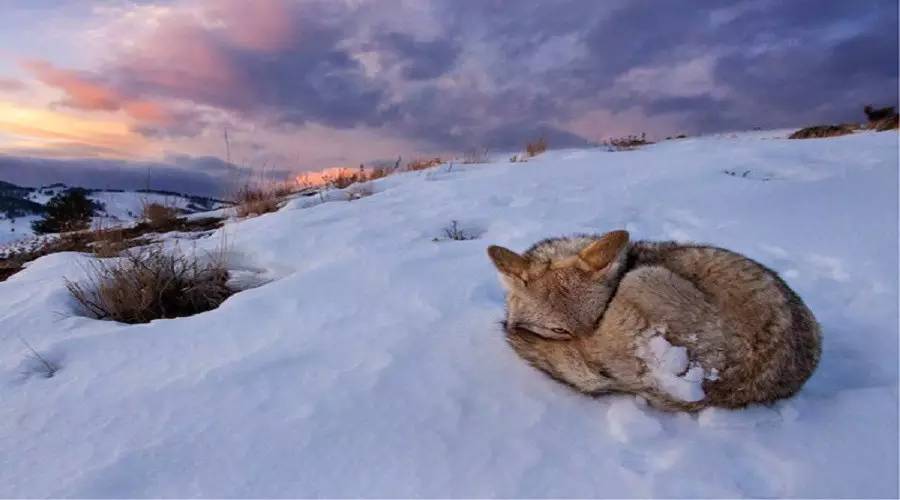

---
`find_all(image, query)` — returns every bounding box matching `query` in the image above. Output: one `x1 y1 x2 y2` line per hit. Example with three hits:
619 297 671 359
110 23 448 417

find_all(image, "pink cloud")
22 60 121 111
0 78 25 92
115 16 247 108
204 0 297 52
21 59 178 127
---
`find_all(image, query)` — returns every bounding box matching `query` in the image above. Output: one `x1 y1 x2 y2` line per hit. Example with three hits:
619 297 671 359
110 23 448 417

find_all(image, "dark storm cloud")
376 32 461 80
0 155 290 198
27 0 900 151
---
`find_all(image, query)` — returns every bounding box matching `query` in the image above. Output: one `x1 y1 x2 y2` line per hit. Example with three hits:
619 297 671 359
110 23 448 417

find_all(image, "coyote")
487 230 821 411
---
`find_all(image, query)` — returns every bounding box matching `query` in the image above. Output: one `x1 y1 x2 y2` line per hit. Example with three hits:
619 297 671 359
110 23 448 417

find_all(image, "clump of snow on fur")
638 332 706 402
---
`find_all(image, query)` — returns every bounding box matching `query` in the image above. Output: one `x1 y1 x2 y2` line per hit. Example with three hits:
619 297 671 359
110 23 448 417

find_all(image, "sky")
0 0 896 196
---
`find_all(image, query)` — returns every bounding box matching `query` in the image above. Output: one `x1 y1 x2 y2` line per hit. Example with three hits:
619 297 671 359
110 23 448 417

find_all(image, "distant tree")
31 189 96 234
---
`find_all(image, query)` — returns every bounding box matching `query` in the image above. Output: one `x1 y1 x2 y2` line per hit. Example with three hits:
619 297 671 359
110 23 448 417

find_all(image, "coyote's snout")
487 230 821 411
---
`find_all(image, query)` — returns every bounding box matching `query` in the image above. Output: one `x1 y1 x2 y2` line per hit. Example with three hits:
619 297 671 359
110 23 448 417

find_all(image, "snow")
1 130 897 497
0 190 227 249
636 331 706 402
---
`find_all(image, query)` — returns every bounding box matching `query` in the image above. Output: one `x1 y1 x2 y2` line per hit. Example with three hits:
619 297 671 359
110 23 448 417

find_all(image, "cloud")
0 153 290 197
375 32 461 80
0 78 25 92
4 0 897 166
21 59 201 137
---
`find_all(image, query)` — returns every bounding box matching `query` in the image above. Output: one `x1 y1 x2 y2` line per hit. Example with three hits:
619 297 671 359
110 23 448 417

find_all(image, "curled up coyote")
487 230 821 411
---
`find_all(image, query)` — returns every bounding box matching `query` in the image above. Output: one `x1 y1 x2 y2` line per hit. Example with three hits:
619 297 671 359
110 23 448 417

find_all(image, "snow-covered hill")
0 185 228 246
0 130 897 497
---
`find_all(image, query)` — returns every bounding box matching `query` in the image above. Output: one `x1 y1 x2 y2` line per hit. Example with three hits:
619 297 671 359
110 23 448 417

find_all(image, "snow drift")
0 130 897 497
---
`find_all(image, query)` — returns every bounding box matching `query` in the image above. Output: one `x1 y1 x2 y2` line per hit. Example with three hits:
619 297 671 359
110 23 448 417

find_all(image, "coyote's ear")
487 245 530 283
579 230 629 271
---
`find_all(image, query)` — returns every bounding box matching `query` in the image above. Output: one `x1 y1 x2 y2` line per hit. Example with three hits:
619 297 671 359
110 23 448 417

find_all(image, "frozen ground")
0 190 226 246
0 130 897 497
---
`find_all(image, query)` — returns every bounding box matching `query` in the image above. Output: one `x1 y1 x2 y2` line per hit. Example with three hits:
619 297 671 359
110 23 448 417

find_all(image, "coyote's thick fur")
487 230 821 411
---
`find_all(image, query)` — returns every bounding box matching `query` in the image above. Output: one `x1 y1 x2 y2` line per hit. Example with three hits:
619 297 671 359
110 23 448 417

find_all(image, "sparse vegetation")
234 185 282 217
434 220 477 241
141 201 179 229
1 216 223 282
31 189 96 234
864 105 898 131
603 133 652 151
327 170 360 189
406 157 443 172
462 147 490 164
19 337 58 379
66 245 233 324
788 124 857 139
790 104 898 139
525 137 548 157
367 167 390 180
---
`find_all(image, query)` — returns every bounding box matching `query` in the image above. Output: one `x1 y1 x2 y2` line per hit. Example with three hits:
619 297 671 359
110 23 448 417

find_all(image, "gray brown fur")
488 231 821 412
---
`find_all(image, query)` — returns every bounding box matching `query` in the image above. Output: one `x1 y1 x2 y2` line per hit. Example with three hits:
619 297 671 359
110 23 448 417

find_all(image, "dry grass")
367 167 390 180
869 115 899 131
141 202 179 229
234 185 282 217
433 220 477 241
329 170 359 189
0 216 223 282
525 137 548 157
407 157 443 172
90 227 133 258
788 124 858 139
66 245 232 324
864 105 896 122
603 133 653 151
462 148 490 164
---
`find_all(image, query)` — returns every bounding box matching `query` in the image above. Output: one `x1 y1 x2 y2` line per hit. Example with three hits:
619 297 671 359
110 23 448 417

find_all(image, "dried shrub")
141 202 179 229
66 245 232 324
863 105 898 132
1 217 224 282
525 137 548 157
864 105 896 122
788 124 857 139
603 133 652 151
234 185 281 217
90 227 132 258
462 148 490 164
407 157 443 171
433 220 476 241
870 115 899 131
330 170 359 189
367 167 390 180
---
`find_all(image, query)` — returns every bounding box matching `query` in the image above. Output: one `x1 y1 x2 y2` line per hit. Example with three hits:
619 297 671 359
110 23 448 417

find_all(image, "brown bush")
66 245 232 324
234 185 281 217
1 217 224 282
525 137 548 157
864 105 896 122
330 170 359 189
788 124 857 139
367 167 389 180
870 115 899 131
141 202 179 229
90 227 132 258
603 133 653 151
407 157 443 171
